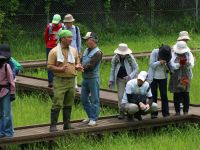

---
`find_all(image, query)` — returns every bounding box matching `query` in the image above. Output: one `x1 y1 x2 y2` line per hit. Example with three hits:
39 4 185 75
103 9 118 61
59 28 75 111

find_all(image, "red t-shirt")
44 23 63 48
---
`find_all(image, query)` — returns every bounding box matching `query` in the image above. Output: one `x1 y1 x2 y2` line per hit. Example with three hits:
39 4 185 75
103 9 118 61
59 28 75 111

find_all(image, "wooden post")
150 0 155 27
195 0 199 21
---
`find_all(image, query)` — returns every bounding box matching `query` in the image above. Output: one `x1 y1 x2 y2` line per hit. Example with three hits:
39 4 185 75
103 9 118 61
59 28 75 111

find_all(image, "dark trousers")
46 48 54 83
174 92 189 113
151 79 169 117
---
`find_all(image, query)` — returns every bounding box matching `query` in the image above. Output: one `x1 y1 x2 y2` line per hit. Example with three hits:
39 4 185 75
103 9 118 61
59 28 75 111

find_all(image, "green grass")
13 93 117 127
21 52 200 104
10 34 200 60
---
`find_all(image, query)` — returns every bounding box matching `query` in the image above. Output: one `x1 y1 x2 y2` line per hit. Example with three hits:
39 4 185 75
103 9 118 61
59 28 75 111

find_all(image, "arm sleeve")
77 27 81 52
149 50 161 69
129 54 138 79
6 64 16 94
44 25 49 45
187 52 194 69
83 51 102 72
170 52 180 70
109 56 116 82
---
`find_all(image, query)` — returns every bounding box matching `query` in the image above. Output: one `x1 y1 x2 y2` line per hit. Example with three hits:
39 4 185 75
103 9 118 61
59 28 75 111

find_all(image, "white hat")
137 71 148 82
177 31 190 41
114 43 132 55
173 41 190 54
63 14 75 23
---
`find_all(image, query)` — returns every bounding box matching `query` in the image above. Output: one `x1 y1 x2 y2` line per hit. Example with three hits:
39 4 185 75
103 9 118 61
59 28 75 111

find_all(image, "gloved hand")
10 94 16 102
108 81 113 89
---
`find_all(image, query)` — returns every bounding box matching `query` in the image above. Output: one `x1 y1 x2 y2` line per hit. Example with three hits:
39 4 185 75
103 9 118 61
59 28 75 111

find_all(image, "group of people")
45 14 103 131
109 31 194 121
0 12 195 137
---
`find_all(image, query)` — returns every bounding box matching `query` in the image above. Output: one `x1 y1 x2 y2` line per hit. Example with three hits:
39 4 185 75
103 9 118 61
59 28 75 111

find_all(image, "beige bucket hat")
173 41 190 54
177 31 190 41
63 14 75 23
114 43 132 55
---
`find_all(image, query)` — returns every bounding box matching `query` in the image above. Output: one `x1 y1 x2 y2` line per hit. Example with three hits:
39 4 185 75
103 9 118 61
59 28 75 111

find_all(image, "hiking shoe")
117 113 125 120
82 118 90 123
49 125 58 132
48 82 53 88
151 115 158 119
88 120 97 126
174 112 181 116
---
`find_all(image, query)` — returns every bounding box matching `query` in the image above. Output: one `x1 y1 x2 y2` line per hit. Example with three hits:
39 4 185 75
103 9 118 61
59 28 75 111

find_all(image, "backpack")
48 23 65 34
8 57 22 77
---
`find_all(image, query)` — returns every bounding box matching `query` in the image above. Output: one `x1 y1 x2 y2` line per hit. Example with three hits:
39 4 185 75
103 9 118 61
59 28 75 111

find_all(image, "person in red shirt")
44 14 64 87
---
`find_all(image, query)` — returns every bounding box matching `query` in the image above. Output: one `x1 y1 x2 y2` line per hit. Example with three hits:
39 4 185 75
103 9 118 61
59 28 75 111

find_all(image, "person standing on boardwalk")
44 14 64 88
0 44 16 138
177 31 190 43
121 71 158 121
63 14 82 92
109 43 138 119
47 30 83 132
80 32 102 126
148 45 172 119
169 41 194 116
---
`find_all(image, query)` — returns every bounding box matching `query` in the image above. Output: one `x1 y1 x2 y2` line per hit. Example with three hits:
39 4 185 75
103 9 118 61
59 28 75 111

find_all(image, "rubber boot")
49 108 60 132
63 106 73 130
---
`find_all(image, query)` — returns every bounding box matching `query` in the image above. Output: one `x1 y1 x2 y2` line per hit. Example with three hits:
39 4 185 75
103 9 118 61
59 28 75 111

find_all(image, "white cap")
137 71 148 82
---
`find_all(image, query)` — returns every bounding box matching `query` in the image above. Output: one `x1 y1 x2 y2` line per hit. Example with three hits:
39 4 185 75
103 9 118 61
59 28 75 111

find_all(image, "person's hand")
139 102 146 110
10 94 16 102
123 75 131 81
60 65 68 72
75 64 84 72
108 81 113 89
159 60 166 65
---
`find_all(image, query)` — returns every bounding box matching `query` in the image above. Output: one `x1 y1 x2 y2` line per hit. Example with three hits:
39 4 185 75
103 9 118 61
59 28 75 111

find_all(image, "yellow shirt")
47 45 80 77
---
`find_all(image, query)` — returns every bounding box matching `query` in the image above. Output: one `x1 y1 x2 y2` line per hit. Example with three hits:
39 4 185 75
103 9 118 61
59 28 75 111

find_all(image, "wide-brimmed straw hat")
63 14 75 23
173 41 190 54
177 31 190 41
114 43 132 55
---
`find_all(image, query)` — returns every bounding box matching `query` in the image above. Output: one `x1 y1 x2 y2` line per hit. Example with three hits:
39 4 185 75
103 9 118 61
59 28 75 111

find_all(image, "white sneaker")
88 120 96 126
82 118 90 123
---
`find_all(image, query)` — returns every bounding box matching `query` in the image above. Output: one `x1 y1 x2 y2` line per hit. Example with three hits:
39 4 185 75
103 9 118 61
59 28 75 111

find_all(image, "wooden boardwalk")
1 115 200 145
0 75 198 146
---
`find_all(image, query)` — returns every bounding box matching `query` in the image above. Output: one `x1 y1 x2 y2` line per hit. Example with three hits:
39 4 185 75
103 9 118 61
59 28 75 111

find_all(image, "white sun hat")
114 43 132 55
177 31 190 41
137 71 148 82
173 41 190 54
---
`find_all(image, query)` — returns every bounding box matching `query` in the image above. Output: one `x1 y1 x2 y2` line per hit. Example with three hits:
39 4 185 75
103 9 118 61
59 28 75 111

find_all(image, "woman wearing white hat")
169 41 194 116
109 43 138 119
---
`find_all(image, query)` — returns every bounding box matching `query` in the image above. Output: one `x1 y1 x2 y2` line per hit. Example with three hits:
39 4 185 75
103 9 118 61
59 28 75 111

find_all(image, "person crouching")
120 71 158 120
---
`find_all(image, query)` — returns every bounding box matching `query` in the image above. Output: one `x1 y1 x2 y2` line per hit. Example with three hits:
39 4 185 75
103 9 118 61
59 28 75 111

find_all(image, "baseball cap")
52 14 61 24
82 32 98 41
137 71 148 82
